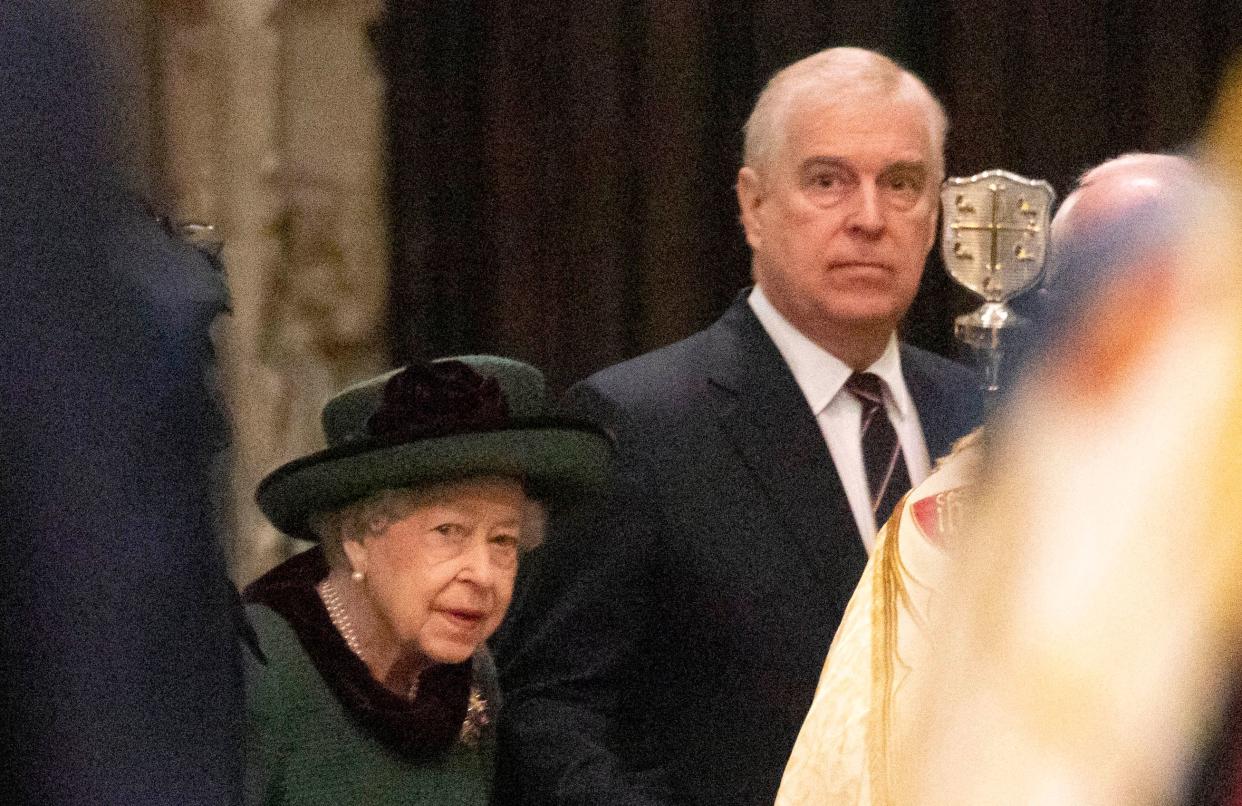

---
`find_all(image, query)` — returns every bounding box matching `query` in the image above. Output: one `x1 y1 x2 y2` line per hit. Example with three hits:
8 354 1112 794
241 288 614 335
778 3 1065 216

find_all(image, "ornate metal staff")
940 169 1055 394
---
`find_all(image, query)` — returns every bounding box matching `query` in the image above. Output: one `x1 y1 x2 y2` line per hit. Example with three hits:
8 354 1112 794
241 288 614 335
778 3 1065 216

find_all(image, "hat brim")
256 420 613 539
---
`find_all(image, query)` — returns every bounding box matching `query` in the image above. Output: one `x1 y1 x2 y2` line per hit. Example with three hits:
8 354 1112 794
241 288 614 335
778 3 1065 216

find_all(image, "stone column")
154 0 389 584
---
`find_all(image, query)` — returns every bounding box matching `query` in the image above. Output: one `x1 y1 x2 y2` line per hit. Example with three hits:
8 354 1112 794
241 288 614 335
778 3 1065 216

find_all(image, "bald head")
1051 153 1198 244
1042 153 1200 293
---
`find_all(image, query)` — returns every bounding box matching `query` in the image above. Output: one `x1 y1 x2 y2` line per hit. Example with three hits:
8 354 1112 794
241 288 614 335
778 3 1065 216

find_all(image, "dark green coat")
244 549 498 806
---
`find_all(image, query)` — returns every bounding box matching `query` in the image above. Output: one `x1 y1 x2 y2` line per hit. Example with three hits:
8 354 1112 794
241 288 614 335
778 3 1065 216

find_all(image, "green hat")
256 355 613 539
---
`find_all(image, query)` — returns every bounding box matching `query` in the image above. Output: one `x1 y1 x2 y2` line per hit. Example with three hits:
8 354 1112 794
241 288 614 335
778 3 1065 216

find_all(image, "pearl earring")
351 569 365 582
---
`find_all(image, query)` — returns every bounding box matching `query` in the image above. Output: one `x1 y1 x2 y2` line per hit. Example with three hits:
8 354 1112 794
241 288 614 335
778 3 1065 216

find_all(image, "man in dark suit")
495 47 982 806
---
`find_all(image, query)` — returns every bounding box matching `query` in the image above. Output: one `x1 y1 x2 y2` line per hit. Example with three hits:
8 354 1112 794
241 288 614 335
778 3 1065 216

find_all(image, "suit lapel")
705 295 867 586
901 345 978 463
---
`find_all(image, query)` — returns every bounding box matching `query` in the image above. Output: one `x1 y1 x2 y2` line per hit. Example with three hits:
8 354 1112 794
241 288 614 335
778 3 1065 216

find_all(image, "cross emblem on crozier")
947 181 1045 296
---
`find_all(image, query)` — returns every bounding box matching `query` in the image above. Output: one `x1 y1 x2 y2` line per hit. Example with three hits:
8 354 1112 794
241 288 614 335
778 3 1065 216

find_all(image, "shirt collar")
748 285 912 417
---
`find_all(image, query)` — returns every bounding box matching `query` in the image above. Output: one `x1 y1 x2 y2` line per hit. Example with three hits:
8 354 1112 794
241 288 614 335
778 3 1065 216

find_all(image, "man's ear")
924 203 939 253
737 166 765 251
923 180 942 253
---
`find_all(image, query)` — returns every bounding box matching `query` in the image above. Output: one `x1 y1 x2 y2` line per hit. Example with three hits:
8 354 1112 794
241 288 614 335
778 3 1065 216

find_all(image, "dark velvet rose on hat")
256 355 613 539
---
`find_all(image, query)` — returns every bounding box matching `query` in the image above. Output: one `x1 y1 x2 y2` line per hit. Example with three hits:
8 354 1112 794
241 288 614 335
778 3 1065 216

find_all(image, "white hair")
310 478 547 569
742 47 947 179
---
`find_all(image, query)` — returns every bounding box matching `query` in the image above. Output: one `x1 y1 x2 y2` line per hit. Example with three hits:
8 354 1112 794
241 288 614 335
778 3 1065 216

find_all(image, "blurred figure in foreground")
0 2 245 803
775 151 1206 806
893 78 1242 804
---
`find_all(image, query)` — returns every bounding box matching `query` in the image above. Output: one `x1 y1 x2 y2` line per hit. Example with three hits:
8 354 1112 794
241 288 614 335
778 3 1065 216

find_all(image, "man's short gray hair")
742 47 947 179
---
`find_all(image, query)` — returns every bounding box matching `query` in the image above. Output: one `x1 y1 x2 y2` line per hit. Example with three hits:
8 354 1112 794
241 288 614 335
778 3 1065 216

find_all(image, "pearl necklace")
321 576 421 700
321 576 364 658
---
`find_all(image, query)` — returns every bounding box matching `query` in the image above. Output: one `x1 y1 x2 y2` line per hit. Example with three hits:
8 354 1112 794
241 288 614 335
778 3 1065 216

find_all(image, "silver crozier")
940 169 1055 394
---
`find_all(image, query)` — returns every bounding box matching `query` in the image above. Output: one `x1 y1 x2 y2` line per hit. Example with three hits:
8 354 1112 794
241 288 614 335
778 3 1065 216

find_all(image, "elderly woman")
242 356 612 805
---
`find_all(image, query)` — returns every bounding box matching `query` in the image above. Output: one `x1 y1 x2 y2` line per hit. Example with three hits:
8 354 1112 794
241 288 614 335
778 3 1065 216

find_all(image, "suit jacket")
495 294 982 806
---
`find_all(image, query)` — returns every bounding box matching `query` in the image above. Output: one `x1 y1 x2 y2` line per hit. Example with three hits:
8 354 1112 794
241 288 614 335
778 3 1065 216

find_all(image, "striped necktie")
844 372 911 526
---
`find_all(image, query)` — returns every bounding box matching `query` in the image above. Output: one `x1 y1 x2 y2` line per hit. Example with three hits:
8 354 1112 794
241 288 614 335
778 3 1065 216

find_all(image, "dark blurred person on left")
0 2 245 804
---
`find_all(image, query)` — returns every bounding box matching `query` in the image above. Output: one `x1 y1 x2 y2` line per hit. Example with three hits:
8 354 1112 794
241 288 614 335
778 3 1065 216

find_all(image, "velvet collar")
244 546 472 759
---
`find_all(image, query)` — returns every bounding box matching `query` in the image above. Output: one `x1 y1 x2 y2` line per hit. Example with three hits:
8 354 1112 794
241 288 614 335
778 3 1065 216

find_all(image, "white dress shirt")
748 286 931 552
